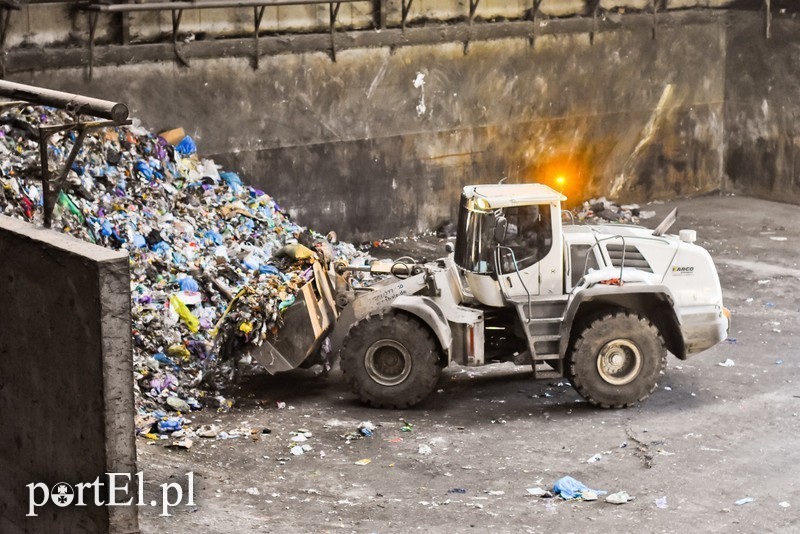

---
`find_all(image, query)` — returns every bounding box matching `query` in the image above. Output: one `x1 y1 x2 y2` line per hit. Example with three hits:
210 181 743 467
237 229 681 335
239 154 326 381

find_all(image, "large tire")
340 311 442 409
567 311 666 408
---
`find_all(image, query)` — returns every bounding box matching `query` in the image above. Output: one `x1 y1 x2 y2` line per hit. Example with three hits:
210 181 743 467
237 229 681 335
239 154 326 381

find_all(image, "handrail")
494 244 532 324
80 0 364 13
0 80 128 122
78 0 389 76
0 81 131 228
584 234 630 285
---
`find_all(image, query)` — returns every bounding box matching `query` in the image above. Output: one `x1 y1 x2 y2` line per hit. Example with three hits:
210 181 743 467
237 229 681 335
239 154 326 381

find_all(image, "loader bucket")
251 261 339 374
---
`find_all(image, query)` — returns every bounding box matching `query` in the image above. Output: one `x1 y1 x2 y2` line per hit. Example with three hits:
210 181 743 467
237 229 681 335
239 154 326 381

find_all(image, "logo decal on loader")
671 266 694 274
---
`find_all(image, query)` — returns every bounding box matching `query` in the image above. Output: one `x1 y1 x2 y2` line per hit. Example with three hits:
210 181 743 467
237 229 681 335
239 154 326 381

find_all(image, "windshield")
455 194 554 274
455 194 496 273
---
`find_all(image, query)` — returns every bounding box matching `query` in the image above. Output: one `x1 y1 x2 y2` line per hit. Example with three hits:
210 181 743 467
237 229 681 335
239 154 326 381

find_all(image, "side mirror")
494 216 508 243
444 242 455 254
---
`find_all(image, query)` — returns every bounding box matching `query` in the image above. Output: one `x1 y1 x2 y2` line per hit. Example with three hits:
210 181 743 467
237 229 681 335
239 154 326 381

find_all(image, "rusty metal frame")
80 0 366 74
765 0 771 39
171 4 189 67
652 0 669 40
0 80 130 227
329 1 341 61
38 118 132 228
88 10 99 79
463 0 480 53
588 0 601 45
253 5 266 67
528 0 543 47
401 0 413 31
378 0 386 29
468 0 480 25
70 0 763 73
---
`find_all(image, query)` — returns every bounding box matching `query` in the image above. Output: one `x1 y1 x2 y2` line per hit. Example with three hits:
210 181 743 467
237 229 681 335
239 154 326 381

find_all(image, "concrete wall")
723 10 800 203
12 10 726 239
8 4 798 240
0 216 137 534
5 0 737 48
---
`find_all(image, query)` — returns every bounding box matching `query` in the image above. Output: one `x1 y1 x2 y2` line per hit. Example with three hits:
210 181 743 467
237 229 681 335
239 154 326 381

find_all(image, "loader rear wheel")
567 311 666 408
340 311 442 409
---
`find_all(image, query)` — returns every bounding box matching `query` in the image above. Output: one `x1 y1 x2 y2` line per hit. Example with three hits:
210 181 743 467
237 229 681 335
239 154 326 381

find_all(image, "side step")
533 361 563 380
513 301 568 380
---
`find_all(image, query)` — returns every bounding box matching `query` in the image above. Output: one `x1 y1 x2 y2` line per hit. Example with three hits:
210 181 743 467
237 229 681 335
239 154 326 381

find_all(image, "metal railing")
80 0 371 74
0 1 778 77
71 0 721 77
0 80 131 228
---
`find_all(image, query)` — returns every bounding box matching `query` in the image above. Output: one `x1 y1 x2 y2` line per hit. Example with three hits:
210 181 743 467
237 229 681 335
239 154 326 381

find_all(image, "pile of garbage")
574 197 656 224
0 106 361 419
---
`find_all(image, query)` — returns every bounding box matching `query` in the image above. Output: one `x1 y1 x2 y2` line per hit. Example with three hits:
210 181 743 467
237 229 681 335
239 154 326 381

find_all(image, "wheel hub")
596 339 642 386
364 339 412 386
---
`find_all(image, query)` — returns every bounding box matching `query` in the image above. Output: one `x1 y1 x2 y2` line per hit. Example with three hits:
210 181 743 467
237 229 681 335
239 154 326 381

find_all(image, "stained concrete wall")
723 10 800 203
0 216 137 533
6 1 737 48
12 10 726 239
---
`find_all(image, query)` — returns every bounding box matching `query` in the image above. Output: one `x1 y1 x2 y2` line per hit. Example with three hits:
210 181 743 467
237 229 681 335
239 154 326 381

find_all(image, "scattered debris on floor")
358 421 376 437
574 197 656 224
552 476 605 501
606 491 633 505
625 428 658 469
526 487 552 497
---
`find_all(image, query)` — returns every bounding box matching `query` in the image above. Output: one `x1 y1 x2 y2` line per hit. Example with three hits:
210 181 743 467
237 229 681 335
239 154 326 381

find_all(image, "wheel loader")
250 183 730 409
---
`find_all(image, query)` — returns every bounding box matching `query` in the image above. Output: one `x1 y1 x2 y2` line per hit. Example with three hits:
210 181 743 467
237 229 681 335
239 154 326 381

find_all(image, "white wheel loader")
251 183 730 409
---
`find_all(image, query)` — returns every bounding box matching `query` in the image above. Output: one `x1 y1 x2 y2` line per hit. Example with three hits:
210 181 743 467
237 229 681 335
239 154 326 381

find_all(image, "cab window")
498 204 552 273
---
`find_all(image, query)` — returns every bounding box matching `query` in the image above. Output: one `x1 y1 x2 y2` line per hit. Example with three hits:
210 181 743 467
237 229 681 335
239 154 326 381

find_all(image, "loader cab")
454 183 566 306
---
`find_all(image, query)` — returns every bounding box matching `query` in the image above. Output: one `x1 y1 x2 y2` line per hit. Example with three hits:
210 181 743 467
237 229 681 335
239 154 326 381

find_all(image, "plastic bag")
169 294 200 333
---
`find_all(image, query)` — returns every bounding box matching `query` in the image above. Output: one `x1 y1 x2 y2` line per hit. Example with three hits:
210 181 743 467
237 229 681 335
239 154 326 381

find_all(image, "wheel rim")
364 339 412 386
596 339 642 386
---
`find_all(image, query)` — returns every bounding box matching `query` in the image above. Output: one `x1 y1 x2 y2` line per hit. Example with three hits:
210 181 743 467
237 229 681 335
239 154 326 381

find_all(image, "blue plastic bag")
157 417 184 433
135 160 154 181
153 352 176 367
259 264 280 276
100 220 114 237
221 172 243 193
178 276 199 292
175 135 197 156
204 230 223 246
553 476 605 500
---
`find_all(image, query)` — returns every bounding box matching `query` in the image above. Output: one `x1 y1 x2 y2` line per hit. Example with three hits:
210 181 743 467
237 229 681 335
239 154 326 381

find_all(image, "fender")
559 284 685 359
328 273 428 355
391 296 453 360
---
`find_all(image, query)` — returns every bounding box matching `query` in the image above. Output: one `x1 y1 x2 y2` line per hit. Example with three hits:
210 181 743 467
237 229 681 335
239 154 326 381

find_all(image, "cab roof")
462 183 566 209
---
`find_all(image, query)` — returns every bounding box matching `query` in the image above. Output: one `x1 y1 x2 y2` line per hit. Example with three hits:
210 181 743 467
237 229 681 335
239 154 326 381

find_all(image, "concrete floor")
138 194 800 533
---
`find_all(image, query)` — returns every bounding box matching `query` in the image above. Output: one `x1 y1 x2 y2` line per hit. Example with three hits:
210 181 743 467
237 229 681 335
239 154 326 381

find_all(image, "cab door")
495 201 563 300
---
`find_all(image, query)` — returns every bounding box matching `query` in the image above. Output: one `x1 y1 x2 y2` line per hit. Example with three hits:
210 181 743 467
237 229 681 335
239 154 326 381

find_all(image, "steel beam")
0 81 129 122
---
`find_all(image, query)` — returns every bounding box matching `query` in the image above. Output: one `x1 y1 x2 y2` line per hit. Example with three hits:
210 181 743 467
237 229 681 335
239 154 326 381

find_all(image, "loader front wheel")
567 311 666 408
340 312 442 409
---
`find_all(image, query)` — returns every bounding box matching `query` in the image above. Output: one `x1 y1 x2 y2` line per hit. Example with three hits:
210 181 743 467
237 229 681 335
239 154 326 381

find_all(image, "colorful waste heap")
0 106 360 417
